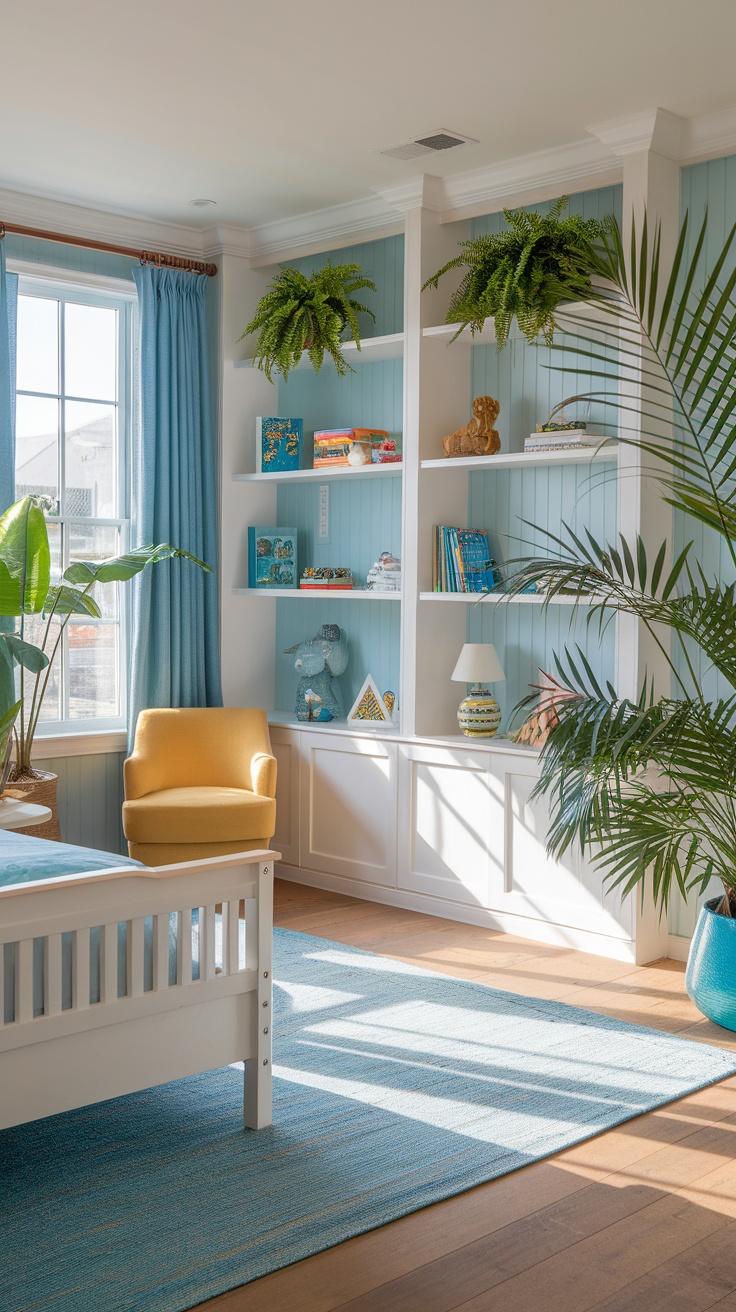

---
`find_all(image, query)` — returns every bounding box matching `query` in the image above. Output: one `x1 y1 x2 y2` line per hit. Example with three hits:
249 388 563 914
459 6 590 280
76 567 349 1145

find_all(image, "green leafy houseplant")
240 262 376 382
504 209 736 924
423 197 605 347
0 496 210 782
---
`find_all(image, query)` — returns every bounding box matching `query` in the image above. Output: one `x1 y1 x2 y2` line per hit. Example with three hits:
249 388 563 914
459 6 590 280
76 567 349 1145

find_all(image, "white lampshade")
451 643 505 684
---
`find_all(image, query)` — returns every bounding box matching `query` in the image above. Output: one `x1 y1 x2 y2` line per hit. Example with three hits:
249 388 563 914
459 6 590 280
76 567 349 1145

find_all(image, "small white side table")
0 799 53 830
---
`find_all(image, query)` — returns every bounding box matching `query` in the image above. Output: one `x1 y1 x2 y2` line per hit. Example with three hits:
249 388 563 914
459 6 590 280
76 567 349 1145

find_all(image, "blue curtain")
0 244 18 515
128 266 222 745
0 244 18 717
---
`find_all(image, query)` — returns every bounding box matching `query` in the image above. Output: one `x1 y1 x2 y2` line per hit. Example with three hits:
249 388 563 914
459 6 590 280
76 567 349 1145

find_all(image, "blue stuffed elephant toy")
284 623 349 721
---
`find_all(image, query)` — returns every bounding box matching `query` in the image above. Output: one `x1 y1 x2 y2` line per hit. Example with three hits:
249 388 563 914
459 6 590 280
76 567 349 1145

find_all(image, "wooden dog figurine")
442 395 501 458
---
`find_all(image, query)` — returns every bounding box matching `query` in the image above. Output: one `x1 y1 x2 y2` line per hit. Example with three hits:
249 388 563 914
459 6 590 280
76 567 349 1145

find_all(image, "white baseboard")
667 934 692 963
276 862 641 964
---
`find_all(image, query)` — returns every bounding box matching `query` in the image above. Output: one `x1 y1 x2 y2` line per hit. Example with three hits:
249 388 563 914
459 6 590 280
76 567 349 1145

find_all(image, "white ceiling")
3 0 736 232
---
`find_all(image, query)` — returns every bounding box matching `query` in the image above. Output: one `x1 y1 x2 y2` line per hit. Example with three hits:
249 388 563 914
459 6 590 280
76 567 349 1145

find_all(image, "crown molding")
436 137 621 222
587 108 685 159
680 105 736 165
374 174 445 213
201 224 254 263
244 194 403 268
0 185 213 258
7 104 736 276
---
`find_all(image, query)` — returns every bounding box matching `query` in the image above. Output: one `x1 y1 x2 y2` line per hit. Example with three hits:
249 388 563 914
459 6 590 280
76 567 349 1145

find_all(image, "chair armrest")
251 752 277 799
124 752 152 801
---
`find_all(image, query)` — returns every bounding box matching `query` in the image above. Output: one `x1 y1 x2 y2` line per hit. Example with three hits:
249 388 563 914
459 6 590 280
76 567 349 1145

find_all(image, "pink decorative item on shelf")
372 437 402 464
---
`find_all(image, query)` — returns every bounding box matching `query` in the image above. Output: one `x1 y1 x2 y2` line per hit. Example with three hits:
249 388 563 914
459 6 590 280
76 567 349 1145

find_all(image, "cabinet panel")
398 744 504 907
269 727 300 867
301 732 397 886
502 768 633 940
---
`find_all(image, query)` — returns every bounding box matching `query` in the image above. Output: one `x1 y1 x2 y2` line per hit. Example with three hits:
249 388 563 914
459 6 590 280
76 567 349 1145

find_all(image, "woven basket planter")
7 771 62 841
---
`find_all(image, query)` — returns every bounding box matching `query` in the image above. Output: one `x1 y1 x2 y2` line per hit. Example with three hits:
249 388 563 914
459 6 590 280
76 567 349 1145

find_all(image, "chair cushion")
122 787 276 845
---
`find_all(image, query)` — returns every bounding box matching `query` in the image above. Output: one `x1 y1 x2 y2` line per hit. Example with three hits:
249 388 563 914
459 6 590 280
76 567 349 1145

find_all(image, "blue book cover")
248 527 297 588
257 417 304 473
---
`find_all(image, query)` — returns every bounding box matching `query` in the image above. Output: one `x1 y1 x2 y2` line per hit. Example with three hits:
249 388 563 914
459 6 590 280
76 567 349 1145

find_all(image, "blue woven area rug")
4 927 736 1312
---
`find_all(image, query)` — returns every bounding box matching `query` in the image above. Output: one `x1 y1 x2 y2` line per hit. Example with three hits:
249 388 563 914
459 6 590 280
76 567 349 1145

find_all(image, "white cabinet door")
299 731 398 886
269 726 301 867
495 758 633 942
397 743 505 908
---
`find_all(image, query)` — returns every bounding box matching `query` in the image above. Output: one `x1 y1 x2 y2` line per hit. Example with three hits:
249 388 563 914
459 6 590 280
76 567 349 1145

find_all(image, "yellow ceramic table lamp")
451 643 505 737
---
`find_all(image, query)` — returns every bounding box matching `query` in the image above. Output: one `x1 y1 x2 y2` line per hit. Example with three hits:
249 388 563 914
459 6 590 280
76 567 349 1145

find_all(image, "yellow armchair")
123 708 277 866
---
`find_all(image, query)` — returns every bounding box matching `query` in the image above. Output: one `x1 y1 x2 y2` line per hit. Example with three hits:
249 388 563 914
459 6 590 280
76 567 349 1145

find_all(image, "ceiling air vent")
380 130 478 161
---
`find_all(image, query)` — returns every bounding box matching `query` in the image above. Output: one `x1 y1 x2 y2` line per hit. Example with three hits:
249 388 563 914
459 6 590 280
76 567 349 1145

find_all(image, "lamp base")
457 687 501 738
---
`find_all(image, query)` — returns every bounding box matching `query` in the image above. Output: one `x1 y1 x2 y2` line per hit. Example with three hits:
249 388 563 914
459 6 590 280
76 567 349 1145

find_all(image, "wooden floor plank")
585 1222 736 1312
196 880 736 1311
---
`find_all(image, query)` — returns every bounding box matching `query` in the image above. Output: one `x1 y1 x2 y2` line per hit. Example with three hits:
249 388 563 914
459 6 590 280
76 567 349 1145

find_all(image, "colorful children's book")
248 527 297 588
256 418 304 473
433 526 498 592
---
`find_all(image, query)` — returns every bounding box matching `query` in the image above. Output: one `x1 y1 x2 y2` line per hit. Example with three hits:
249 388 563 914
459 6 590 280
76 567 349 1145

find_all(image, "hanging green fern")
240 262 377 382
423 198 605 347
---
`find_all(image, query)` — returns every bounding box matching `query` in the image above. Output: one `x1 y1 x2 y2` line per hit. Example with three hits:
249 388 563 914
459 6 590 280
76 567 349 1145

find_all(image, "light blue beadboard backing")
33 752 127 854
468 459 618 565
272 235 405 716
466 460 618 727
274 598 400 719
471 186 623 240
276 473 402 585
466 600 617 734
278 357 403 463
469 187 624 450
668 156 736 938
280 234 404 339
676 155 736 705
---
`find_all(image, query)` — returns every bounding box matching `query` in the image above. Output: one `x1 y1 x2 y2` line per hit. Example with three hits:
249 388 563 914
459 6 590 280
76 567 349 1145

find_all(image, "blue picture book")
256 417 304 473
248 527 297 589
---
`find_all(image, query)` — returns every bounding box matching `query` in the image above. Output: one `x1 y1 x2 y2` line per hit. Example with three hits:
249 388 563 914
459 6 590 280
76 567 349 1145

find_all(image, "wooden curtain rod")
0 221 217 277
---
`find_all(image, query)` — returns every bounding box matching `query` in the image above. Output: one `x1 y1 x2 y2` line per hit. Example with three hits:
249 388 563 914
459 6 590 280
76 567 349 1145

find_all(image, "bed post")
244 858 274 1130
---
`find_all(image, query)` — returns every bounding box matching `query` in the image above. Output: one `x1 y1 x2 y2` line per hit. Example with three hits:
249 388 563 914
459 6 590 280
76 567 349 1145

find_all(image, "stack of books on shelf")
433 526 498 593
299 567 354 591
524 429 600 453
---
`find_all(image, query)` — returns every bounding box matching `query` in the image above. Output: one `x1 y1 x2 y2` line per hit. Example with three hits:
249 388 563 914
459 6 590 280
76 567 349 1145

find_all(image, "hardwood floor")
199 880 736 1312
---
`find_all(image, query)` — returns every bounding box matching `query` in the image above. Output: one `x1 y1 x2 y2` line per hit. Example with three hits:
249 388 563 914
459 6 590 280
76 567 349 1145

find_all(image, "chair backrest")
128 708 272 793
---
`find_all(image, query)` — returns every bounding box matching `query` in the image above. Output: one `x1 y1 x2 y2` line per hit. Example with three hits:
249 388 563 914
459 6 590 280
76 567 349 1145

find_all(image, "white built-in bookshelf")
217 163 677 962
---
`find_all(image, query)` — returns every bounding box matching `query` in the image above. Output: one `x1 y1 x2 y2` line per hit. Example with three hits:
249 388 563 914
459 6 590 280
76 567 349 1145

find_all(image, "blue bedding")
0 831 216 1023
0 828 141 887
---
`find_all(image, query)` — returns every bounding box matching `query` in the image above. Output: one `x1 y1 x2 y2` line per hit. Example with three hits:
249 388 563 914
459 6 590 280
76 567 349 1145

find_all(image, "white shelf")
234 331 404 371
422 301 614 347
421 444 618 472
419 591 601 605
233 588 402 601
233 462 402 484
266 711 540 756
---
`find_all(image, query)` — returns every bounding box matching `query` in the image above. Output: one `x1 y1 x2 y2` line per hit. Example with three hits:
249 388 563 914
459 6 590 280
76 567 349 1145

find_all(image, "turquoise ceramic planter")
686 896 736 1032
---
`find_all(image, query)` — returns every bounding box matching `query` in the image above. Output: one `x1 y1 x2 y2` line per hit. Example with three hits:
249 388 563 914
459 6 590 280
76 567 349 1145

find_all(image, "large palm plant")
507 210 736 917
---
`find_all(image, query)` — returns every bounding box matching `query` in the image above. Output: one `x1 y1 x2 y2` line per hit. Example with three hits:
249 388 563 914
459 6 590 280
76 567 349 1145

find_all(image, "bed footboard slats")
177 909 193 986
100 922 118 1004
153 912 170 992
44 933 62 1017
15 939 34 1025
127 917 145 999
73 929 90 1012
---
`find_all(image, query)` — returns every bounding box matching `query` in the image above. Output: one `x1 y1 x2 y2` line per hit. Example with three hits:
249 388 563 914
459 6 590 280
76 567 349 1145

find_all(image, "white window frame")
10 261 137 746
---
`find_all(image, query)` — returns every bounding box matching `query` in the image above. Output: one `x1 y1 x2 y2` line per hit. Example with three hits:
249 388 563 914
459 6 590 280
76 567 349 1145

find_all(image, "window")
13 274 135 734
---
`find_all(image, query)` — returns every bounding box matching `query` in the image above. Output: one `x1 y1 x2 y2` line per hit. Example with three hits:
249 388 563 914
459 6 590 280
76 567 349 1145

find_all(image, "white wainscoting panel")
502 767 633 942
397 743 503 908
299 731 397 886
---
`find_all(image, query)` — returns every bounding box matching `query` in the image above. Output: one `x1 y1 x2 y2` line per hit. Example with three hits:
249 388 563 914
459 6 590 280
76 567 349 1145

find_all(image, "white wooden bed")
0 847 277 1131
